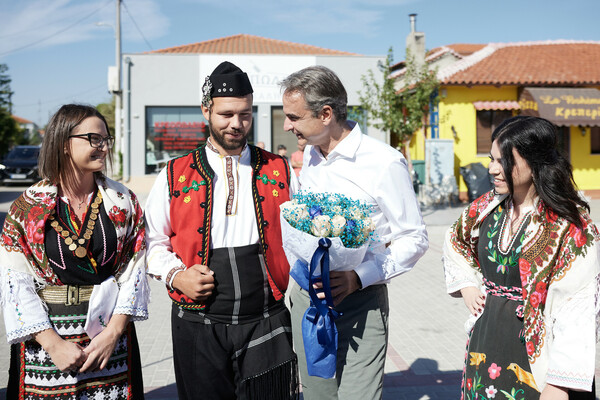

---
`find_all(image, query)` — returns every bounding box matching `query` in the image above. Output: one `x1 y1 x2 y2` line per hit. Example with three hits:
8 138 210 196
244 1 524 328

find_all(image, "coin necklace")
49 192 103 259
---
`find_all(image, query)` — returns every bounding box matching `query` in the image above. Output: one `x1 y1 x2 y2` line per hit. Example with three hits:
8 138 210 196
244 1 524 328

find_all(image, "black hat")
202 61 253 107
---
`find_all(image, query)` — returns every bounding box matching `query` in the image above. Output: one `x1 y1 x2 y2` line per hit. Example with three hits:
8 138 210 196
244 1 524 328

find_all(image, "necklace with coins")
49 192 103 258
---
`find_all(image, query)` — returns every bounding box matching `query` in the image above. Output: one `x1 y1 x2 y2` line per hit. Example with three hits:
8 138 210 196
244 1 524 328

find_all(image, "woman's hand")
460 286 486 316
34 328 87 372
80 314 130 372
539 384 569 400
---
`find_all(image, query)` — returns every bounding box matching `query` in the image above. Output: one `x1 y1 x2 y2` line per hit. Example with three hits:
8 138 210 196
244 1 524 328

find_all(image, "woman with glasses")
443 116 599 400
1 104 149 399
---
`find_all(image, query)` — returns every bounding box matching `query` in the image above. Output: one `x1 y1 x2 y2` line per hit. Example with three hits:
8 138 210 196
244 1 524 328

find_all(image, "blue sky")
1 0 599 126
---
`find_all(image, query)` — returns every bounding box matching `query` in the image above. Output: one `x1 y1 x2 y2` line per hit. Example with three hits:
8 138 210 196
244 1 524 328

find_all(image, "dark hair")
280 65 348 122
39 104 112 184
491 115 588 228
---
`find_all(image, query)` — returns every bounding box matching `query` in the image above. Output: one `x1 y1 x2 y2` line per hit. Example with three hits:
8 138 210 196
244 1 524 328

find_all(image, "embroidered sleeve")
442 207 482 296
545 243 599 391
0 268 52 344
113 187 149 320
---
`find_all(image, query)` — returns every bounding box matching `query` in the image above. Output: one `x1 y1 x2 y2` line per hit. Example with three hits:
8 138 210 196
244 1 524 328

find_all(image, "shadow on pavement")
145 383 178 399
384 358 461 399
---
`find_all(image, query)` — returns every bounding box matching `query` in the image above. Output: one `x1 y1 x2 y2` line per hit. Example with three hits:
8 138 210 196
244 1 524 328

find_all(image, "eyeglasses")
69 133 115 149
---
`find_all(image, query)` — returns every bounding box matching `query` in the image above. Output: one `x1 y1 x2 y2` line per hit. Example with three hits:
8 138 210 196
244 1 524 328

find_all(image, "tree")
97 96 116 135
0 64 21 156
0 63 14 112
358 47 439 168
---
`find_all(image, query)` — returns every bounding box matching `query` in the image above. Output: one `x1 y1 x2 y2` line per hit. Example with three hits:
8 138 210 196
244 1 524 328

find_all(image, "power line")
15 84 108 108
0 0 112 57
122 0 153 51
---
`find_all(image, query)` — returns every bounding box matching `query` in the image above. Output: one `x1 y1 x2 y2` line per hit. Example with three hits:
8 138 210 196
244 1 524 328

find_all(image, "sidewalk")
1 178 599 399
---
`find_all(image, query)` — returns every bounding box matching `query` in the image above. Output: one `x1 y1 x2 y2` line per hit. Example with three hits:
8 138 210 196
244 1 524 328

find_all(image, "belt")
38 284 94 306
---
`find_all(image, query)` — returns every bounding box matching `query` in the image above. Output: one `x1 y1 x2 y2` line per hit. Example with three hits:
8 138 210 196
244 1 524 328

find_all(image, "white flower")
362 217 376 237
281 201 309 224
485 385 497 398
311 215 331 237
350 207 367 220
331 215 346 236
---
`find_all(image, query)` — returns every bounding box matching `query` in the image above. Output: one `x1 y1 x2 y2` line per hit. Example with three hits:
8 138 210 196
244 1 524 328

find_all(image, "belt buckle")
65 285 80 306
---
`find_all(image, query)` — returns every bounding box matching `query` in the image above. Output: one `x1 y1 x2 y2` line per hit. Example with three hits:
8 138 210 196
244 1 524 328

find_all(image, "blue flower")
309 205 323 218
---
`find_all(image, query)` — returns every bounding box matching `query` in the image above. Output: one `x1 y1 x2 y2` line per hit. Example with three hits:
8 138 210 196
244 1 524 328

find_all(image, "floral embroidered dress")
0 176 149 400
443 192 600 397
463 202 539 399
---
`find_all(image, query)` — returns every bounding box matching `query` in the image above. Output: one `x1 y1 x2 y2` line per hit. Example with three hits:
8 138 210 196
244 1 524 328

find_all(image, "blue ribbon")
296 237 341 379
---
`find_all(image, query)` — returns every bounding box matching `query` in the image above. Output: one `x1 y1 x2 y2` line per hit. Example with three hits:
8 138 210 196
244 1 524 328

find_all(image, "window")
271 106 367 155
145 106 257 173
475 110 512 154
591 127 600 154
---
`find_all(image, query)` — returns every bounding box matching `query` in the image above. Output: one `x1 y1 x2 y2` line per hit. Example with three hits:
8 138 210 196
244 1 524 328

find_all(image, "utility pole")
114 0 123 179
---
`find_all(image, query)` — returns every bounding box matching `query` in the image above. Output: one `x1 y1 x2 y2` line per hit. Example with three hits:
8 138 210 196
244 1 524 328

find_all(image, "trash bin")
460 162 493 202
411 160 425 194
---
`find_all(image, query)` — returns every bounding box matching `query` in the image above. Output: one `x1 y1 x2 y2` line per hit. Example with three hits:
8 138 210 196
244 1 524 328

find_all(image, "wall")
123 52 386 176
437 85 517 192
570 126 600 190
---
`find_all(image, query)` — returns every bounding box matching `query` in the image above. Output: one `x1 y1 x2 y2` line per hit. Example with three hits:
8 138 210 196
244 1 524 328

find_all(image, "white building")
122 34 385 176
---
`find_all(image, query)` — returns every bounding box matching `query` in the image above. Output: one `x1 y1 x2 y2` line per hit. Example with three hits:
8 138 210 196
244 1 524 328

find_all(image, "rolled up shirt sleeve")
354 157 428 288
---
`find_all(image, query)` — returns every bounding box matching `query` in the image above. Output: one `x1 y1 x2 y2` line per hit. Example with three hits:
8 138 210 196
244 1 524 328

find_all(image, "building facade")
122 34 385 177
394 40 600 198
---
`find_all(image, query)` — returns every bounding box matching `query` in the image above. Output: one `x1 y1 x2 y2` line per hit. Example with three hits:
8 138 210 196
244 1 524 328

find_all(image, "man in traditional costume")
145 61 299 400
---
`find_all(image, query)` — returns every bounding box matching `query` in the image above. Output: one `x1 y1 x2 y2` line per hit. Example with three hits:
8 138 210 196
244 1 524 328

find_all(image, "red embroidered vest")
166 145 292 310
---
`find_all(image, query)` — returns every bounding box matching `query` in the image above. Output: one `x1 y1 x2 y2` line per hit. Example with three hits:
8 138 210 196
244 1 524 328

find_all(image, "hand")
34 329 87 373
80 314 129 372
460 286 486 316
172 264 215 302
313 270 361 306
539 384 569 400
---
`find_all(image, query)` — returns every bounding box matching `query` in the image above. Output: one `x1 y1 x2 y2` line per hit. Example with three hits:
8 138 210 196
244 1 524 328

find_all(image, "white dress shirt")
145 143 298 288
299 121 428 288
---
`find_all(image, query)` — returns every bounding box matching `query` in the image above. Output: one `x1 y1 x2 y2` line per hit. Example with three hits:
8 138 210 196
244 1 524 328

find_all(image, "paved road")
1 179 599 399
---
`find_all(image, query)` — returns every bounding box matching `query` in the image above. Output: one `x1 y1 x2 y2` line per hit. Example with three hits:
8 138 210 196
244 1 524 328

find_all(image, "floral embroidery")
488 363 501 380
108 205 128 228
184 196 191 203
182 180 206 193
178 175 186 183
256 174 277 185
273 170 280 177
485 385 497 398
272 189 279 197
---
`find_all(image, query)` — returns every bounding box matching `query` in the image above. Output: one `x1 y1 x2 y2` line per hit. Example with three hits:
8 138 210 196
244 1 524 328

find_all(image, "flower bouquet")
280 191 375 378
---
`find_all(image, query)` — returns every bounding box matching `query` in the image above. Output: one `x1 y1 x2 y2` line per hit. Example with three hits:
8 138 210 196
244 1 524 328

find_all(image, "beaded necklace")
49 192 103 258
498 202 532 256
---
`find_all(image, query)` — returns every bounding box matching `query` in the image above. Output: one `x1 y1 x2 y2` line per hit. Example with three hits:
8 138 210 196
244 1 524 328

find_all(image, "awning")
473 100 520 111
518 87 600 126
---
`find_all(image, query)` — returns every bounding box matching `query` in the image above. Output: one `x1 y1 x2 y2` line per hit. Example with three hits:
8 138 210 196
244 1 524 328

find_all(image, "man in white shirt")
145 61 299 400
281 65 428 400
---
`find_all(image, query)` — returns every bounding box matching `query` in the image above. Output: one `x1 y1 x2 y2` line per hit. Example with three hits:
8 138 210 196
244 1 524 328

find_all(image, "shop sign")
519 87 600 126
152 121 208 151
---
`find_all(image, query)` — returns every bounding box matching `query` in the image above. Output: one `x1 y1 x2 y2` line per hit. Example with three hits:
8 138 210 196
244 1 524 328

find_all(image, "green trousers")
288 280 389 400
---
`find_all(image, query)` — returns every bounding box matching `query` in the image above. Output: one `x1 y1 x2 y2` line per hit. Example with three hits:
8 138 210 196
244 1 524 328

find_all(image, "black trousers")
171 304 297 400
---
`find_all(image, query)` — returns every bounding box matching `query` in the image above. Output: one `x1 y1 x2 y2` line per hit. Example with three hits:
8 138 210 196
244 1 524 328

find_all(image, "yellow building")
393 40 600 200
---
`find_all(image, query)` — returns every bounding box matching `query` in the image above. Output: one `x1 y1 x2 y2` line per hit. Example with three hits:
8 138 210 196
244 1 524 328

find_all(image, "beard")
208 116 250 151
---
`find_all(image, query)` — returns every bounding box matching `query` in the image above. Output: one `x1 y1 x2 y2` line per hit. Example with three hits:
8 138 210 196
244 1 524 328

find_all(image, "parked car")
0 145 41 185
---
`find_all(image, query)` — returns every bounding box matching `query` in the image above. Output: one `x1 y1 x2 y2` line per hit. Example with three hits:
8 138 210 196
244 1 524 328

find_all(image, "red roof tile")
439 41 600 86
150 34 357 56
12 115 33 124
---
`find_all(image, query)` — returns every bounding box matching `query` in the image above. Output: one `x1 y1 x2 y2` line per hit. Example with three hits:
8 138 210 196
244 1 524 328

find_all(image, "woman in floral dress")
443 116 599 400
0 104 149 399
